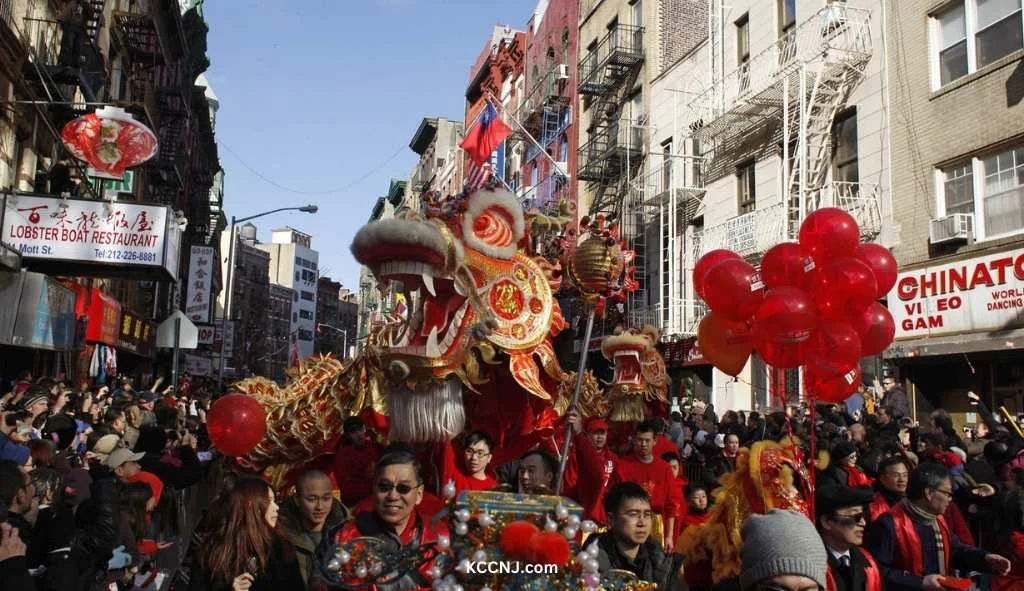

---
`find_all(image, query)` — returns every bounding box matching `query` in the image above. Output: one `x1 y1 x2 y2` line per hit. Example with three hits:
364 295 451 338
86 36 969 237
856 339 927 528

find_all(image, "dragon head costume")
235 186 601 473
678 438 812 585
601 324 669 422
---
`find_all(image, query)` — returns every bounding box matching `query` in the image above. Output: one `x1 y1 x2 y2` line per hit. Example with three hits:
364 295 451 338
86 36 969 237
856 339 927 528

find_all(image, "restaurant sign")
890 247 1024 339
118 309 155 358
0 194 181 280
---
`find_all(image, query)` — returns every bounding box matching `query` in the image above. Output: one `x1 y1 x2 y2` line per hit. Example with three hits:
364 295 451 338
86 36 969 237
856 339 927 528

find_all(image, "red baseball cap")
585 417 610 432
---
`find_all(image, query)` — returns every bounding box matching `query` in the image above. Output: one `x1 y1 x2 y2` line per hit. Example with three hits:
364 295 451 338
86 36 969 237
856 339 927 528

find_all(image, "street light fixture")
217 205 318 390
317 323 349 360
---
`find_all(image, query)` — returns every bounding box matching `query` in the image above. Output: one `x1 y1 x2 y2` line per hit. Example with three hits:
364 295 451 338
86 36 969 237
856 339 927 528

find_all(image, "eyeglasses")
376 481 421 495
931 487 954 499
464 448 491 459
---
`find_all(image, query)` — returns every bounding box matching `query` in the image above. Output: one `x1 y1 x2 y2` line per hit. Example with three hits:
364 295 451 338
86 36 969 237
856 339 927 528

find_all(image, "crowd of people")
4 368 1024 591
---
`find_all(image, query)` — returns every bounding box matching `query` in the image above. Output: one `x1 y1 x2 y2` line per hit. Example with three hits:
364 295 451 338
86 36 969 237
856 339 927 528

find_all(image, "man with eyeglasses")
317 446 447 591
582 482 685 590
439 430 497 495
876 376 910 420
816 485 881 591
865 463 1011 590
868 456 910 522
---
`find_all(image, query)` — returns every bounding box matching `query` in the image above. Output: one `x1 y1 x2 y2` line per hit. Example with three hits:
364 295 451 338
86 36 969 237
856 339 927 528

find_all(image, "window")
299 309 313 320
737 14 750 92
561 29 570 63
294 271 300 281
632 0 643 29
933 1 1023 87
832 109 859 185
662 139 673 191
558 134 569 162
982 146 1024 235
737 160 756 214
292 312 298 323
779 0 796 34
938 145 1024 239
298 329 314 342
300 291 314 302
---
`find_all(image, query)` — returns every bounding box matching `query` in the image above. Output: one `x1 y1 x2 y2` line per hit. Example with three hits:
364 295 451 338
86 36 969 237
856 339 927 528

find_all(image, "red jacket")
570 431 619 524
317 510 448 591
333 439 384 508
825 547 882 591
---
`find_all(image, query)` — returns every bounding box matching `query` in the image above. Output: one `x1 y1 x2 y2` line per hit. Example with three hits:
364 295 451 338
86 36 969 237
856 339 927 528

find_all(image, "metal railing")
634 156 708 209
578 24 644 96
578 122 645 181
693 202 788 259
520 173 570 212
804 181 882 239
684 5 871 135
628 298 707 337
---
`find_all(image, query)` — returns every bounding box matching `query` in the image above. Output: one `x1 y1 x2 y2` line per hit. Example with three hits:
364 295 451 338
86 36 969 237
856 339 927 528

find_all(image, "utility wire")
218 140 407 195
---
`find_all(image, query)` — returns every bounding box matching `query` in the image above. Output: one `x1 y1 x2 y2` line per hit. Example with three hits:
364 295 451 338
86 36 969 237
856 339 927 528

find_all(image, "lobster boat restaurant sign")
0 194 180 280
890 248 1024 339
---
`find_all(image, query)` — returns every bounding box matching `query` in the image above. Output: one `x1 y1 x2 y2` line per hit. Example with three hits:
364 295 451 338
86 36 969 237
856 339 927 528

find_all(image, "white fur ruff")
387 377 466 443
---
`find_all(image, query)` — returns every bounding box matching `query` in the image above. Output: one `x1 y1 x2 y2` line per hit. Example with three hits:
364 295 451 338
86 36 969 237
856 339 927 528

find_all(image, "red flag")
460 103 511 166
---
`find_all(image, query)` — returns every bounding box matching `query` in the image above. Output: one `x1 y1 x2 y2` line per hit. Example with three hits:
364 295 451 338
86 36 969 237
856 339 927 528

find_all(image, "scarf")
902 499 947 575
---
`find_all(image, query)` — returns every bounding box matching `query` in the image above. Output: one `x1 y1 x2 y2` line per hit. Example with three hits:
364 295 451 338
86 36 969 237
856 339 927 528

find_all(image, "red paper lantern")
813 257 878 321
702 258 765 322
806 364 862 403
207 394 267 457
693 249 741 298
761 242 817 291
751 287 817 369
855 243 899 299
61 106 158 179
799 208 860 264
697 312 753 376
852 302 896 356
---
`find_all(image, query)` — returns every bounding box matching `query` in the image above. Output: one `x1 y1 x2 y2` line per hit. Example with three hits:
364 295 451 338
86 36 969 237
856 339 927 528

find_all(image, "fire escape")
514 61 572 212
684 3 875 261
113 0 190 209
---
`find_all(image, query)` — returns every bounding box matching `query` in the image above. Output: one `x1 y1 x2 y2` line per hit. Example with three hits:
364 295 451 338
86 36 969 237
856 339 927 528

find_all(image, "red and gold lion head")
600 325 669 422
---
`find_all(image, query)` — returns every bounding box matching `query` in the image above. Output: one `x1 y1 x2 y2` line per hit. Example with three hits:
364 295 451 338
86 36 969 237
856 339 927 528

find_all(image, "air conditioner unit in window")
555 64 569 80
929 213 974 244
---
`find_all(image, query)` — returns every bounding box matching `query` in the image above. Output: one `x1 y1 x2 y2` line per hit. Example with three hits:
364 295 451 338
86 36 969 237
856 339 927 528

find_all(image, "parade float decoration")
600 325 669 422
692 208 897 404
230 186 603 476
61 106 158 179
678 438 812 586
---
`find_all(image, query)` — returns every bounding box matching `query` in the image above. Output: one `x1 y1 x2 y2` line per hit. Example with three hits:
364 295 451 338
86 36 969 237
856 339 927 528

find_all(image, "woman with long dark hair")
189 478 303 591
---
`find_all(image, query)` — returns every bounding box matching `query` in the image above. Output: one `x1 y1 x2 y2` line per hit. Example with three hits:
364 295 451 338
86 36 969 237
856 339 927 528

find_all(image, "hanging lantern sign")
61 106 158 180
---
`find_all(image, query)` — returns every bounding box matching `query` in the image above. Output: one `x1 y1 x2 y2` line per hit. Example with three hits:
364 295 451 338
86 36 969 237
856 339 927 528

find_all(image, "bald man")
279 470 349 586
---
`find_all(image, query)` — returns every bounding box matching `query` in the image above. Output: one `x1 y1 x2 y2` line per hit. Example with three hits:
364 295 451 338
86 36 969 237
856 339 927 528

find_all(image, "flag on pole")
465 160 493 192
460 103 512 166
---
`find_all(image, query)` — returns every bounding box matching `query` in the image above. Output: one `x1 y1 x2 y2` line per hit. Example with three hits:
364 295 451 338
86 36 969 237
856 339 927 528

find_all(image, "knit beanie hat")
739 509 827 590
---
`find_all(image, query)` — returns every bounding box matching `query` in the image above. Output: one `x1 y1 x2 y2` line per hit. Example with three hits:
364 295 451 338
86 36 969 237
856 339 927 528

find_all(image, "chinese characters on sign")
1 195 174 276
85 290 121 346
118 310 155 358
186 246 215 323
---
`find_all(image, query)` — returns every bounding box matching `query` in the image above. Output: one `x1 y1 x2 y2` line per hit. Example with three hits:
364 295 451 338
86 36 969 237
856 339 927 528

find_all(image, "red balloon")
702 258 765 322
693 249 742 298
856 243 898 299
751 287 817 368
851 302 896 356
207 394 267 457
806 364 862 403
761 242 817 291
806 321 862 379
698 312 753 376
799 208 860 264
813 257 878 321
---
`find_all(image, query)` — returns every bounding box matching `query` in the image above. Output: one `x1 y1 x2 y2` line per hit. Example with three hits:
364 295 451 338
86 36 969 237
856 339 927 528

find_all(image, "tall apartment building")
515 0 580 214
883 0 1024 419
408 117 464 208
257 227 319 361
630 0 892 410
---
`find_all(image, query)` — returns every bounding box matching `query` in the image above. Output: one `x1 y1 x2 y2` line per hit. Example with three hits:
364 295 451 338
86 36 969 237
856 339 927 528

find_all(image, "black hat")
832 440 858 463
815 485 875 519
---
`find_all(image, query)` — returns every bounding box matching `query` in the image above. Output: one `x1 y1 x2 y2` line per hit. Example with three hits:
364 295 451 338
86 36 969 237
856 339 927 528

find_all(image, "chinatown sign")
890 248 1024 339
0 194 181 280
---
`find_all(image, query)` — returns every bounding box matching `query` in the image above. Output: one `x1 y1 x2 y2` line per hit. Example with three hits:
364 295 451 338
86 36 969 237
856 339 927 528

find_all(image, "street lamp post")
317 323 348 359
217 205 318 391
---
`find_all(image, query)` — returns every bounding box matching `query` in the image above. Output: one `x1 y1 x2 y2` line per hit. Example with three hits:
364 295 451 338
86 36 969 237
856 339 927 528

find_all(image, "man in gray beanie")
740 509 828 591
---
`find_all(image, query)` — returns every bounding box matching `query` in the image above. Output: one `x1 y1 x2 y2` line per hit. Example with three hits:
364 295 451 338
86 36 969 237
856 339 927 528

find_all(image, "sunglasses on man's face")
376 481 420 495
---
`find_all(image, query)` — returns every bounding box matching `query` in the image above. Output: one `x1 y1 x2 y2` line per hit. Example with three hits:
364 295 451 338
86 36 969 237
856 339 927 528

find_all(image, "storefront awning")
885 328 1024 359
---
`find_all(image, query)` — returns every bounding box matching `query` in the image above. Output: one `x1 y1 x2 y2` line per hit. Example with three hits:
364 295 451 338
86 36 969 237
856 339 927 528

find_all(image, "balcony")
578 122 644 182
628 298 707 338
684 5 871 140
693 203 788 260
516 62 571 139
113 0 186 66
805 181 881 239
635 157 707 214
578 24 644 96
520 173 570 212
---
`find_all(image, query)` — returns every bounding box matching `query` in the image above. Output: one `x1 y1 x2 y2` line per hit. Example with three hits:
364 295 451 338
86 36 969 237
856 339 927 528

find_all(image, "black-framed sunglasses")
829 511 867 526
376 480 420 495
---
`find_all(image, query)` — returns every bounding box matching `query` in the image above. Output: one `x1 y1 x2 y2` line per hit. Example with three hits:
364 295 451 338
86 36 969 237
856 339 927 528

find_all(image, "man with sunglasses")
816 485 881 591
317 446 447 591
865 463 1010 590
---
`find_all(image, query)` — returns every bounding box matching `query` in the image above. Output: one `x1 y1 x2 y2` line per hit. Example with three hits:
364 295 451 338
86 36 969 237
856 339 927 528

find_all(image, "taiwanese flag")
460 103 512 166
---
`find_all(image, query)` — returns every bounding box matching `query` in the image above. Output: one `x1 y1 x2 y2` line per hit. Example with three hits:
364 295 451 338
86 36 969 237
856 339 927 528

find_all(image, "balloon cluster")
694 208 897 403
